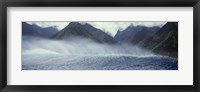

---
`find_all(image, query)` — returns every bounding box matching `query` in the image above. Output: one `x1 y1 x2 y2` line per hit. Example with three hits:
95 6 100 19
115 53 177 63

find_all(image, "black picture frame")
0 0 199 92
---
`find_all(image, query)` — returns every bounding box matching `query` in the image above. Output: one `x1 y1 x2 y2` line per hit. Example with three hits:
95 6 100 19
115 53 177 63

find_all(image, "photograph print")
22 21 178 70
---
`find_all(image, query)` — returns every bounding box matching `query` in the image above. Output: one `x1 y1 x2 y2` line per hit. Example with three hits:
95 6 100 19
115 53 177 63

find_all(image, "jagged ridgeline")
22 22 178 58
22 22 58 38
114 22 178 57
51 22 116 44
137 22 178 57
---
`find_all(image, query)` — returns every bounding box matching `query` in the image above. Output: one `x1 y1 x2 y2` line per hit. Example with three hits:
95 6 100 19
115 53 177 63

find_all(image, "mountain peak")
52 22 116 44
138 22 178 57
22 22 58 38
67 22 82 27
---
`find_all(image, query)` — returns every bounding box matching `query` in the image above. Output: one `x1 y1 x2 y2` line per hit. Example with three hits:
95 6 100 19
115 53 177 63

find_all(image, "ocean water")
22 54 178 70
22 37 178 70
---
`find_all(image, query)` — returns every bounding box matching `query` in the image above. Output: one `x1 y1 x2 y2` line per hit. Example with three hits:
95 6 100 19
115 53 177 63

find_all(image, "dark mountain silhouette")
22 22 42 37
138 22 178 57
52 22 116 44
114 25 144 41
83 23 117 43
114 25 160 44
22 22 58 37
114 22 178 57
31 24 58 37
22 21 178 57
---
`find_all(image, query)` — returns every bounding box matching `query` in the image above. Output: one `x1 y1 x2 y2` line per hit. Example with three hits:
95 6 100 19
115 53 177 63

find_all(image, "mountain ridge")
22 22 178 57
138 22 178 57
22 22 58 38
114 25 160 44
52 22 117 44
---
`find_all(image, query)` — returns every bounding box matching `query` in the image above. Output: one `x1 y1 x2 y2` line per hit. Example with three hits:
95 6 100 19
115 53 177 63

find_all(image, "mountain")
83 23 117 44
52 22 116 44
22 22 42 37
138 22 178 57
114 25 144 41
114 25 160 44
31 24 58 38
22 22 58 37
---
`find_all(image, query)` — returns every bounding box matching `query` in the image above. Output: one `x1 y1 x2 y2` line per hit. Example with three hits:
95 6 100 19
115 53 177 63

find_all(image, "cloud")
26 22 166 37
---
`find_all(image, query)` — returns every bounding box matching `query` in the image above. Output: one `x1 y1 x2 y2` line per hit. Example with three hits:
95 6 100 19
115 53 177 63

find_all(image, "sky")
27 22 166 37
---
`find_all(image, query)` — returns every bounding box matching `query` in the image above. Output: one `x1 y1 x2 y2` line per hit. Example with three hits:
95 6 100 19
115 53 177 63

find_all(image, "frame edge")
0 0 200 92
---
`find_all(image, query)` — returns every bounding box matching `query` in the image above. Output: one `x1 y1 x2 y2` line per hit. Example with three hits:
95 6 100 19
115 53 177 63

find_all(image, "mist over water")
22 36 178 70
22 21 178 70
22 36 156 57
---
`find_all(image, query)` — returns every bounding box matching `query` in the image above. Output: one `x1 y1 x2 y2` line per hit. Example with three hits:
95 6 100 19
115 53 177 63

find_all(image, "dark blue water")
22 55 178 70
